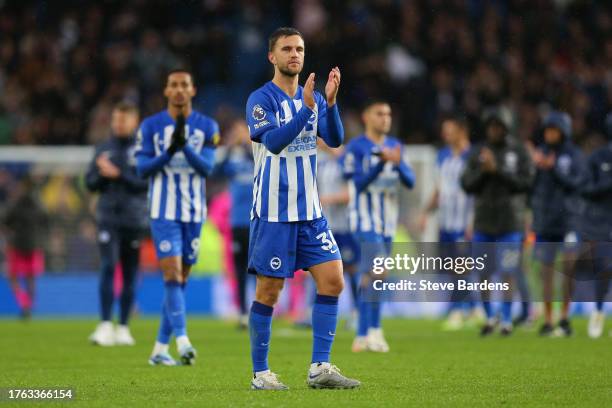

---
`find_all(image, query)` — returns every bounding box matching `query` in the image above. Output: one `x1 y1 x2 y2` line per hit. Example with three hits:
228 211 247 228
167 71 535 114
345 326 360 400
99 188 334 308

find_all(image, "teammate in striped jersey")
418 115 477 331
245 27 359 390
317 141 360 329
135 69 219 366
342 100 415 353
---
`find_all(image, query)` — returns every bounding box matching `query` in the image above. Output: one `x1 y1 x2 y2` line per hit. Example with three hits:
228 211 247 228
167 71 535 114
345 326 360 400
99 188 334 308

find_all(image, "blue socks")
249 294 340 370
357 283 382 336
164 281 187 338
157 304 173 344
312 295 339 363
157 281 187 345
249 301 273 373
358 299 369 336
369 301 381 329
501 302 512 324
483 301 494 320
347 272 359 307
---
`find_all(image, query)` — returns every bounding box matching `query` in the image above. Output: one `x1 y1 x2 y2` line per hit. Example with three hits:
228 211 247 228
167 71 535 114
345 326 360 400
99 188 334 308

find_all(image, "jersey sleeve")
345 142 385 192
316 93 328 127
397 143 416 188
204 119 221 147
135 118 172 178
134 119 153 157
246 91 278 143
316 92 344 147
341 141 358 179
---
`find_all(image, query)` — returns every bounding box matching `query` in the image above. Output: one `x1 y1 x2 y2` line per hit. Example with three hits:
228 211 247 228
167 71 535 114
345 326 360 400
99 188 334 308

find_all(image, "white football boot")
114 325 135 346
89 321 115 346
307 363 361 389
251 371 289 390
351 336 368 352
367 328 390 352
588 310 604 339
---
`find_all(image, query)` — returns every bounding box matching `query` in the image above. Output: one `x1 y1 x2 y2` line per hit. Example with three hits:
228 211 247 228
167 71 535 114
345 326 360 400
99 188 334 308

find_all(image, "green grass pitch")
1 318 611 407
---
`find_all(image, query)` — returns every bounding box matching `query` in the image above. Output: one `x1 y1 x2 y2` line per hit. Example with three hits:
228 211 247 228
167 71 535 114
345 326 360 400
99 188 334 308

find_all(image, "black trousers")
232 226 250 315
98 224 144 325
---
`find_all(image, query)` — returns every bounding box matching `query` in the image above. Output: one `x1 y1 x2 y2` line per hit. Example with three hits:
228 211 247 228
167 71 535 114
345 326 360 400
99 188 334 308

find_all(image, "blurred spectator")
0 0 609 145
1 175 48 318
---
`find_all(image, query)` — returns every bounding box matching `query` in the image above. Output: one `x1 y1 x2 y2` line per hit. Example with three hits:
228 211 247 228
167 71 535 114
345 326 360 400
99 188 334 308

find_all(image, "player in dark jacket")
85 102 148 346
461 107 534 336
530 111 585 337
581 112 612 338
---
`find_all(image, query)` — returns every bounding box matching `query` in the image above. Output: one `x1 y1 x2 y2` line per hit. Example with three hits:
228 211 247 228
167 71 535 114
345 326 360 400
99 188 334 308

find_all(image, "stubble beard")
278 64 301 78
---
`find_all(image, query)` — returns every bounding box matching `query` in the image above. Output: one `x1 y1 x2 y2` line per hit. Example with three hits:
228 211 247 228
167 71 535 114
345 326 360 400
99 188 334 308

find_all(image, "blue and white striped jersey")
436 146 473 233
135 110 219 223
343 135 414 238
246 81 331 222
317 150 349 233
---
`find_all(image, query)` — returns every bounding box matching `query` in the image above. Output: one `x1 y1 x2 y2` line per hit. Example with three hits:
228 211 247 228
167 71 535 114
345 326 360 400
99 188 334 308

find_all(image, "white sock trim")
254 370 270 377
176 335 191 351
152 341 169 356
310 362 330 371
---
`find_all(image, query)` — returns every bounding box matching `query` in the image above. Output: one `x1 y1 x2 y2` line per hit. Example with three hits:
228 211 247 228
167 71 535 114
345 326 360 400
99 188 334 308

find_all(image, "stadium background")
0 0 611 318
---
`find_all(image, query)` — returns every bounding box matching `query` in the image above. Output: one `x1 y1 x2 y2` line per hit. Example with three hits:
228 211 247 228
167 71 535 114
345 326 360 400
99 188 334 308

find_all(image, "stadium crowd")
0 0 610 146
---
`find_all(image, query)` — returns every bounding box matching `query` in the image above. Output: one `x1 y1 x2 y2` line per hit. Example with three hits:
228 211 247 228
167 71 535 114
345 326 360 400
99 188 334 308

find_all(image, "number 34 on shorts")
317 230 339 254
247 216 342 279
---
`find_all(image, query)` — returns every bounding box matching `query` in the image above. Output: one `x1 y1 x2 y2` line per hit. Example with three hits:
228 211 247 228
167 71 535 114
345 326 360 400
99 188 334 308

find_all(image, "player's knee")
162 268 182 282
258 292 280 306
160 256 183 282
319 275 344 296
255 277 284 306
329 276 345 296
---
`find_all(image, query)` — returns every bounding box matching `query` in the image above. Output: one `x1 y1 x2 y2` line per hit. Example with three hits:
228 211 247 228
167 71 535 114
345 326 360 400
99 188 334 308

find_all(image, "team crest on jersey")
252 104 266 121
307 108 318 125
270 257 282 270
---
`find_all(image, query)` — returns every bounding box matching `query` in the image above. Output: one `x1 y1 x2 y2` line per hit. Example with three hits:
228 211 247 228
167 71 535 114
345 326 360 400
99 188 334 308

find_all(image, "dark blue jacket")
86 135 149 229
530 141 585 237
580 143 612 241
460 137 534 235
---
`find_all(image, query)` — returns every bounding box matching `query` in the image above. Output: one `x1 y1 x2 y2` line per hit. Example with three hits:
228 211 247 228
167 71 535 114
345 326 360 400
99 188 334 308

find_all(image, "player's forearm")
184 145 215 177
498 167 533 193
320 104 344 148
353 162 385 192
424 188 439 213
261 106 314 154
396 161 415 188
216 153 237 177
85 164 107 191
120 169 149 192
320 188 350 206
136 152 172 178
460 165 486 193
552 163 583 191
